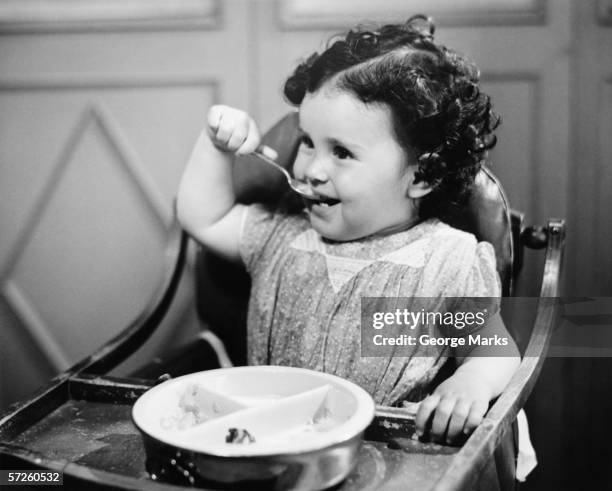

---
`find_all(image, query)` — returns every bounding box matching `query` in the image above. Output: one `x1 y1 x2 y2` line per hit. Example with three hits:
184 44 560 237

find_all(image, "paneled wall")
0 0 254 407
1 0 611 488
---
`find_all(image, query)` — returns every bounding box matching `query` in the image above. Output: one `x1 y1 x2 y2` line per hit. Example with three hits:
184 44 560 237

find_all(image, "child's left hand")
415 372 493 444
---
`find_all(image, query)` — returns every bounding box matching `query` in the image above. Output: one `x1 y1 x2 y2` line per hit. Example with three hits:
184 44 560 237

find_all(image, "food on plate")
305 403 335 432
225 428 256 444
160 384 244 430
157 381 342 451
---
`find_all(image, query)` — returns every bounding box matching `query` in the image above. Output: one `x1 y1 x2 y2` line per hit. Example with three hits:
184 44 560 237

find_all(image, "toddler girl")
177 15 520 444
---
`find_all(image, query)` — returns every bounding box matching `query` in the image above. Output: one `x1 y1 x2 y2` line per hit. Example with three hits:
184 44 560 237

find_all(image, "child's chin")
309 219 359 242
310 221 341 241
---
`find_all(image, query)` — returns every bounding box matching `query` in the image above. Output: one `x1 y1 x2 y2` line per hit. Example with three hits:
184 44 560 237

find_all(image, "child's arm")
415 312 520 444
176 105 265 261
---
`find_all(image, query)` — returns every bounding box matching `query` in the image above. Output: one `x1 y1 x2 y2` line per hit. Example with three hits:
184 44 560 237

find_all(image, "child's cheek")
292 153 310 179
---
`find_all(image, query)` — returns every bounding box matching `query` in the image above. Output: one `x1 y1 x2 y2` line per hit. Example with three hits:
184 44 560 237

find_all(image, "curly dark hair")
283 15 501 221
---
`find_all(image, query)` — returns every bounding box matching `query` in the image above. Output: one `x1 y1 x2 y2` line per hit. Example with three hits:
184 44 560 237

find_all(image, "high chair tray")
0 374 459 490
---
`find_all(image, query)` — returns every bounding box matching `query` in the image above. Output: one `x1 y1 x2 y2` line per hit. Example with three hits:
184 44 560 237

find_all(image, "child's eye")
300 135 314 148
333 145 353 160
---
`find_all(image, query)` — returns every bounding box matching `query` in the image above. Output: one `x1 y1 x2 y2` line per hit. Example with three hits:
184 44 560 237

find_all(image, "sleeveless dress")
239 204 500 405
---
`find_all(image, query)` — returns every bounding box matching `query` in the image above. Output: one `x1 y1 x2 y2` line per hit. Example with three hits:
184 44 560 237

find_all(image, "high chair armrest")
431 218 565 491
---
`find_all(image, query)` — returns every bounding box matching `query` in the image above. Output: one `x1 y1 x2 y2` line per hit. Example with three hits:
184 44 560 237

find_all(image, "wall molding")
0 74 220 91
0 104 173 281
2 280 70 371
0 75 214 376
0 101 189 371
0 0 222 33
594 78 612 290
277 0 547 29
480 72 541 220
0 74 219 281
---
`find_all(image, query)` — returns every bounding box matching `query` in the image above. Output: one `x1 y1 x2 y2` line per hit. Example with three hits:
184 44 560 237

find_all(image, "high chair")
0 113 565 491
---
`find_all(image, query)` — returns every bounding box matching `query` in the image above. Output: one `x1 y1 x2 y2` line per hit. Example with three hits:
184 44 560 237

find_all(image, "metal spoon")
252 145 318 200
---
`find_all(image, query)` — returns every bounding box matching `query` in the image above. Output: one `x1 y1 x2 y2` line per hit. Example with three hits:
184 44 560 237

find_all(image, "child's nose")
304 157 329 185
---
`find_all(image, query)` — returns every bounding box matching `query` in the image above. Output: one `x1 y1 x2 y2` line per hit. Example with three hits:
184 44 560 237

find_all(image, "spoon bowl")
253 146 319 200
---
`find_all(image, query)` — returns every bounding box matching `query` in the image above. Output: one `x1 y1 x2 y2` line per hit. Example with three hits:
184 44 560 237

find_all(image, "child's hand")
206 105 261 155
415 372 493 444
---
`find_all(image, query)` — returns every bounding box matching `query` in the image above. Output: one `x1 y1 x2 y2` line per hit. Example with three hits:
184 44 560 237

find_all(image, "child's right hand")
206 105 262 156
415 370 493 445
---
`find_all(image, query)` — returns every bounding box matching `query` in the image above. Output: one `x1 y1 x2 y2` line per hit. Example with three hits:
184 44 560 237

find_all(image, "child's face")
294 85 419 241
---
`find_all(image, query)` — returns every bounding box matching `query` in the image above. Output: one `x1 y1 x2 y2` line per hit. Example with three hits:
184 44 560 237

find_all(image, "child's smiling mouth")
306 192 341 208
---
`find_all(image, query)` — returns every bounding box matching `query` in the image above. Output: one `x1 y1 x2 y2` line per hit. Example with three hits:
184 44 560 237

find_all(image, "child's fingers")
206 105 223 132
214 114 235 145
415 393 440 436
463 399 488 435
236 119 261 155
207 106 246 147
205 105 260 154
430 395 457 441
226 125 249 151
446 400 471 442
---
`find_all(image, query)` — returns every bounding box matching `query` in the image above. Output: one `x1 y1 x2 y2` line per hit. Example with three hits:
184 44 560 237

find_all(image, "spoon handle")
252 146 318 200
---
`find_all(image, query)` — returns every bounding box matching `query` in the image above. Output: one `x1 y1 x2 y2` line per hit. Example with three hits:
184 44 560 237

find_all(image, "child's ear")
406 167 434 199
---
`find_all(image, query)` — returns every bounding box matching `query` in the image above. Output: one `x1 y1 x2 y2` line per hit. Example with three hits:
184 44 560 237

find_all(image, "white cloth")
516 409 538 481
